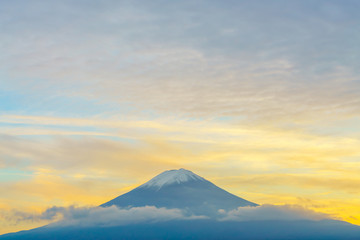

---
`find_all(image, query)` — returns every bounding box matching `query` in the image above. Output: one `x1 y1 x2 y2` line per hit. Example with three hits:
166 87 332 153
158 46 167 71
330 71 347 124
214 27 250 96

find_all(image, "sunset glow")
1 0 360 234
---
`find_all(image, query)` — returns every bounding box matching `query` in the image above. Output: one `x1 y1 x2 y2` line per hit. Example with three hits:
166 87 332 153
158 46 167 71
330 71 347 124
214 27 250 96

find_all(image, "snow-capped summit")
138 168 206 190
101 168 257 216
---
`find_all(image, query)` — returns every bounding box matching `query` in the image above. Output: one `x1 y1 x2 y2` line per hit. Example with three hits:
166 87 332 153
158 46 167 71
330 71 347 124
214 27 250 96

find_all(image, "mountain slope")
101 169 257 216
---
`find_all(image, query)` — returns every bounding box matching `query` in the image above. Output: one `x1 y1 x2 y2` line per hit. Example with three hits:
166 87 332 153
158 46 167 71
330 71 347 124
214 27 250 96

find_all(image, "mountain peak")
138 168 206 190
101 168 258 213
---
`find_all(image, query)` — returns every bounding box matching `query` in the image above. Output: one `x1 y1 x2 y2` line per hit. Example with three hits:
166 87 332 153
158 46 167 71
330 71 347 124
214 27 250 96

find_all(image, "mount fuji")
101 168 257 216
2 169 360 240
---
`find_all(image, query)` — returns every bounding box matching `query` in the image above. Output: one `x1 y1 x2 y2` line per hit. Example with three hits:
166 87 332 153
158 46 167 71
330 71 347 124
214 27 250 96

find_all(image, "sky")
1 0 360 234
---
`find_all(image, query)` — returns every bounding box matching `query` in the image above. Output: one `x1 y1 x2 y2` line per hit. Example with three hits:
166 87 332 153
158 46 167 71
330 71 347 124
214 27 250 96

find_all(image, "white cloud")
55 206 207 227
5 205 206 227
3 204 333 228
219 204 331 222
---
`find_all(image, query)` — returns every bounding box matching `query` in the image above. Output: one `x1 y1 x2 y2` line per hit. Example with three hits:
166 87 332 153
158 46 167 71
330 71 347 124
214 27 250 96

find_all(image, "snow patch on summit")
139 168 206 190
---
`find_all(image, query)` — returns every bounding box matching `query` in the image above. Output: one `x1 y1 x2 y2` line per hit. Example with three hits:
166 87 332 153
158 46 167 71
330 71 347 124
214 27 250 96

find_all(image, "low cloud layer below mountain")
2 204 333 229
219 204 331 222
48 206 205 227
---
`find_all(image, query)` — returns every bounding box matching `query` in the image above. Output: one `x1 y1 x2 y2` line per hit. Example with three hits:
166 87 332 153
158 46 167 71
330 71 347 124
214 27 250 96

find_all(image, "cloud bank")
52 206 207 227
219 204 331 222
3 204 332 229
3 206 206 228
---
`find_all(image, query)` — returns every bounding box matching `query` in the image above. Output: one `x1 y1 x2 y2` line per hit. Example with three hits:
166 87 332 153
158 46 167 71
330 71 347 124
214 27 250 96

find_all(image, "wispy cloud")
1 1 360 122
